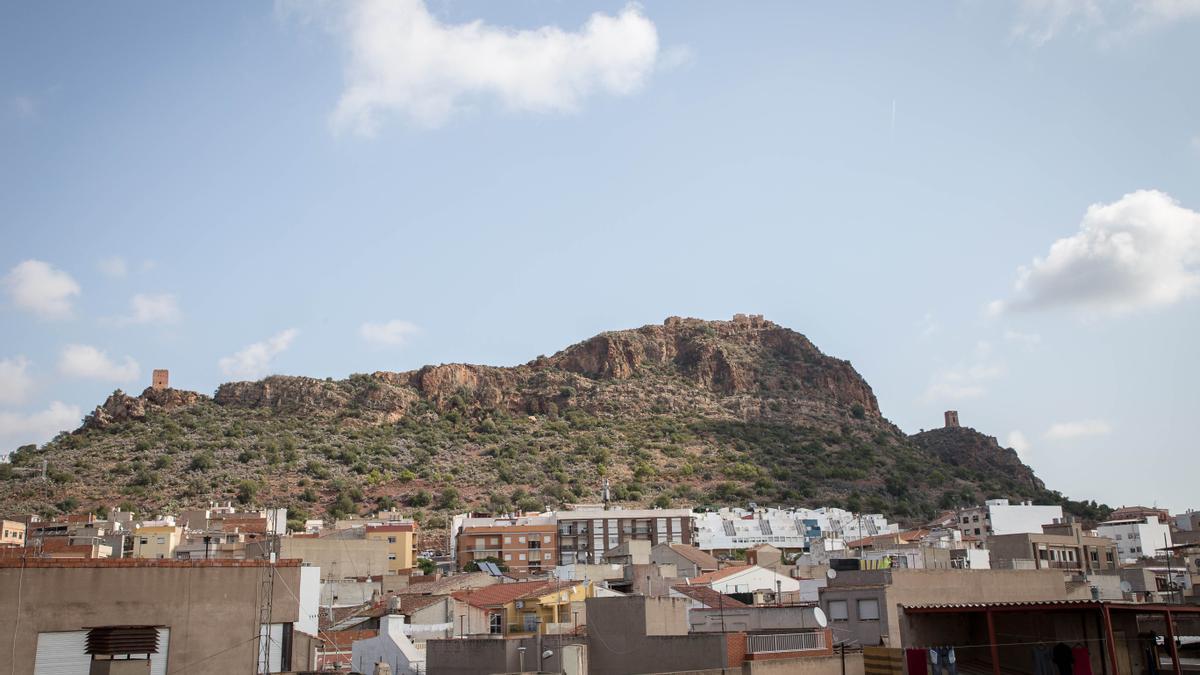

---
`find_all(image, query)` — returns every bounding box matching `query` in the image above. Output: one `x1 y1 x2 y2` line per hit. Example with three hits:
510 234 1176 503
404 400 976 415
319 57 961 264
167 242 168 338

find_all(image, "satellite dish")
826 568 838 580
812 607 828 628
1120 580 1133 593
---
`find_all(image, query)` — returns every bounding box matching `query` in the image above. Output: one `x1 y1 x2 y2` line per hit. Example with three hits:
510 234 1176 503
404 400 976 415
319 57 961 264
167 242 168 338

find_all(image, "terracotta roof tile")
667 544 720 571
451 580 556 609
671 584 750 608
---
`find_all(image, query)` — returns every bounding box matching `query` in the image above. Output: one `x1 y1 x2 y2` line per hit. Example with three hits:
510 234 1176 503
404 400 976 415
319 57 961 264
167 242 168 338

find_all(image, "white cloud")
991 190 1200 316
0 357 34 406
1012 0 1200 44
1045 419 1112 440
0 401 81 452
1003 329 1042 348
10 95 36 120
97 257 129 279
219 329 298 380
3 260 81 319
360 319 419 346
58 344 141 382
328 0 662 132
1007 430 1032 460
124 293 182 324
924 362 1005 401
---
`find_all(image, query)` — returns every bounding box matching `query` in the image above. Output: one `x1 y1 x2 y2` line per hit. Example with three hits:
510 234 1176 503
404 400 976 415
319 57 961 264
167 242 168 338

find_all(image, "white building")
686 564 801 594
692 507 897 554
1096 516 1173 563
955 499 1063 539
350 615 425 675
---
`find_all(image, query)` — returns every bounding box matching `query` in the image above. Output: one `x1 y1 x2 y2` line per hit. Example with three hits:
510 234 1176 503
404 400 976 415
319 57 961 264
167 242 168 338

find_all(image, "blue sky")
2 1 1198 512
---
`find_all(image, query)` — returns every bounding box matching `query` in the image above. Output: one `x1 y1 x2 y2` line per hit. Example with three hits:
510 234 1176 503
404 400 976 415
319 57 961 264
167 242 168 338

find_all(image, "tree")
408 489 431 507
437 487 460 510
464 556 508 573
236 480 259 505
416 557 436 575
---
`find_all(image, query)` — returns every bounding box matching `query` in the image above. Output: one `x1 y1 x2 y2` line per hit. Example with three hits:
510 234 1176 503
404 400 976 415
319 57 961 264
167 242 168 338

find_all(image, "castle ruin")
152 369 169 391
944 410 960 428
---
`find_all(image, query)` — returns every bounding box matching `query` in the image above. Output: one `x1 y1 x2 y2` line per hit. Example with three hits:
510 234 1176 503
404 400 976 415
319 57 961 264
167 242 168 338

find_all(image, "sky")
2 1 1198 512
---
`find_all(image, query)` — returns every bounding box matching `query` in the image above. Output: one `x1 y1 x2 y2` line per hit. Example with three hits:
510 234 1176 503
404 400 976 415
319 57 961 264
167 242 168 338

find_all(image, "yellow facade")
0 520 26 547
365 526 416 573
133 525 182 559
505 581 592 634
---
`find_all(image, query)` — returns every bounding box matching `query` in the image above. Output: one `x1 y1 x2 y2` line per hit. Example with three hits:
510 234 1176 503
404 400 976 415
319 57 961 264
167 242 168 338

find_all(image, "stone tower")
152 369 169 390
944 410 960 428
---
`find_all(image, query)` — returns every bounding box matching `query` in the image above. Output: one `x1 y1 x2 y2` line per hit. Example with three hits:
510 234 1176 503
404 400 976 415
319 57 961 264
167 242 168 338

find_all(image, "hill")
0 315 1106 528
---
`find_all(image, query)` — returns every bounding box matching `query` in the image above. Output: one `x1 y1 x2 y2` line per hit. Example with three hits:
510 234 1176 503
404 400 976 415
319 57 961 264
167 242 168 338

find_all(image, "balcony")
747 632 827 654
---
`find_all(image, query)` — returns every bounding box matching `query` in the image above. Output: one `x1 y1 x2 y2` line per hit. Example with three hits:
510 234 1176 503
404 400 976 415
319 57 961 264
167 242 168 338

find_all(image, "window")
156 537 165 544
504 554 512 561
489 613 503 634
504 536 512 544
961 517 969 524
490 537 499 545
387 553 396 560
387 536 397 544
519 553 526 560
857 599 880 621
1115 534 1122 540
140 538 148 545
543 535 552 544
544 553 552 560
828 600 849 621
974 528 981 535
518 536 526 543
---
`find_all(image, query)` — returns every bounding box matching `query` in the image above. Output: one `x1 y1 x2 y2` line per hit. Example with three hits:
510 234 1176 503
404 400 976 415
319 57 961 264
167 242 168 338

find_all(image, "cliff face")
2 315 1055 523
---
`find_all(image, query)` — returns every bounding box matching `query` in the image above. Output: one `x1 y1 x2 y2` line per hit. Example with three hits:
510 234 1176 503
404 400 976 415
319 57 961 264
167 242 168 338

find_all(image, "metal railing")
747 631 827 653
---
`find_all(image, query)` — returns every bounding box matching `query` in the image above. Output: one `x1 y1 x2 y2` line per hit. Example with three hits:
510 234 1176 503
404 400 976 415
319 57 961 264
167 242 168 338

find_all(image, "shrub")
236 479 259 505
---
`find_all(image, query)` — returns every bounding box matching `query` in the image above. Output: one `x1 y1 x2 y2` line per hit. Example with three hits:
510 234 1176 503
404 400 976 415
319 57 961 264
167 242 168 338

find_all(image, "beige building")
819 567 1085 648
365 523 418 573
0 558 321 672
132 525 183 559
988 521 1118 574
0 519 26 547
280 533 391 578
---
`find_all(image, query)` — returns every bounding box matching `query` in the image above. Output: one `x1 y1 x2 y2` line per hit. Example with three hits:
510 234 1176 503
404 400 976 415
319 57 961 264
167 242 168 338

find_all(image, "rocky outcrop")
83 390 146 429
909 426 1045 491
214 376 351 411
82 387 208 430
140 387 204 409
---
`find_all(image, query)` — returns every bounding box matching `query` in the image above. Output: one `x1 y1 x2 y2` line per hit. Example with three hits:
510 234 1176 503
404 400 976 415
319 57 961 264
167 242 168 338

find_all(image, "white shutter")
33 631 89 675
150 628 170 675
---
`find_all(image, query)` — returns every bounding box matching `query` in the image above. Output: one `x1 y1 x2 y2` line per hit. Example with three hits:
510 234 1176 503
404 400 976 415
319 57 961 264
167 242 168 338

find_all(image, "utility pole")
257 521 278 673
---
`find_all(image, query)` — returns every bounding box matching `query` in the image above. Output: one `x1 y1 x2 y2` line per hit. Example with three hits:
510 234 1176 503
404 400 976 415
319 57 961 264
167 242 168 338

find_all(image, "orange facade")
458 524 557 573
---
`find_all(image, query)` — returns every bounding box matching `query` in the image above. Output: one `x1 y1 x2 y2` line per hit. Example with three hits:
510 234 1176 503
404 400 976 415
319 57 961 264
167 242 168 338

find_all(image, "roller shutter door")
33 631 89 675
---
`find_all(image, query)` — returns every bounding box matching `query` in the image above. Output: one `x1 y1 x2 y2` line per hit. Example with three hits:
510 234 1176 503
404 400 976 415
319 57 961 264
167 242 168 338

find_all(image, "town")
2 436 1197 675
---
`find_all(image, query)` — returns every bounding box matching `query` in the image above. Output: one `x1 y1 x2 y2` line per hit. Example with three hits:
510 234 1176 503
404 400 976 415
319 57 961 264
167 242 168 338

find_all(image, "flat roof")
0 558 302 569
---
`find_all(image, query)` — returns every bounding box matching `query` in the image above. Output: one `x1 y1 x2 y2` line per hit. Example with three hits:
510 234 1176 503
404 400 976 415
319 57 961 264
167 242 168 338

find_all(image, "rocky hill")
0 315 1103 529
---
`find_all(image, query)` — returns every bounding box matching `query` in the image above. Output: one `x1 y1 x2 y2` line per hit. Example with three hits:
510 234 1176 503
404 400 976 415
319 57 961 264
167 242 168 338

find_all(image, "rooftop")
671 584 749 608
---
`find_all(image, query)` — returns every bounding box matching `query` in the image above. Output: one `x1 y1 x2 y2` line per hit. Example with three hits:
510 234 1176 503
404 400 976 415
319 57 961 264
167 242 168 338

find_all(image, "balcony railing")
747 632 827 654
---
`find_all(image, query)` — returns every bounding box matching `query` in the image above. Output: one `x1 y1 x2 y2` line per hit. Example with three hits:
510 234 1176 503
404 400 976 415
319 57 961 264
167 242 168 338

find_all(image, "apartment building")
1096 515 1173 562
132 524 183 559
555 509 692 565
954 498 1063 540
365 522 418 573
988 521 1118 575
0 520 25 547
457 516 557 573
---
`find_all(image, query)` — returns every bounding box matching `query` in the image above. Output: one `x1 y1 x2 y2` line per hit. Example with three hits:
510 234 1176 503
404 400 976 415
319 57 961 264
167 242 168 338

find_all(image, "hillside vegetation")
0 315 1108 529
